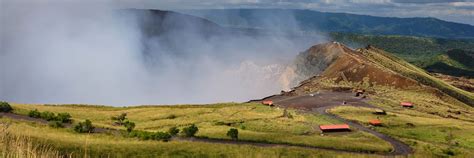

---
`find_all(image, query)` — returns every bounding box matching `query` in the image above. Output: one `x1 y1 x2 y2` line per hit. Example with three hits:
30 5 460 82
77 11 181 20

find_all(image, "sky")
121 0 474 25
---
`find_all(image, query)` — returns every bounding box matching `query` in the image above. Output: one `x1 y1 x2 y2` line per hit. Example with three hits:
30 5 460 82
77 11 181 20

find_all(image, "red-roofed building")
319 124 351 132
401 102 414 108
369 119 382 126
262 100 273 106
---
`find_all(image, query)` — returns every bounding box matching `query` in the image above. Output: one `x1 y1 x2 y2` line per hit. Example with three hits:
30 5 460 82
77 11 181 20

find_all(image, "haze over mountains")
181 9 474 39
0 8 322 105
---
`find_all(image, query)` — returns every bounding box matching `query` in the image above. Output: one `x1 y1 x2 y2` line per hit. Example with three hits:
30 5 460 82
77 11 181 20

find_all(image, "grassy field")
2 102 392 157
1 118 380 158
328 87 474 157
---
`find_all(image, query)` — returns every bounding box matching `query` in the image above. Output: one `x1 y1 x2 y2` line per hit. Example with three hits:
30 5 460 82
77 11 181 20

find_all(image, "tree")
74 119 94 133
168 127 179 136
182 124 199 137
0 102 13 113
226 128 239 140
123 120 136 133
111 113 127 125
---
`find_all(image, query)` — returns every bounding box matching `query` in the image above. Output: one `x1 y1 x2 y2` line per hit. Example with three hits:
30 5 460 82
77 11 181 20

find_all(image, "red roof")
262 100 273 105
401 102 413 106
319 124 350 130
369 119 382 125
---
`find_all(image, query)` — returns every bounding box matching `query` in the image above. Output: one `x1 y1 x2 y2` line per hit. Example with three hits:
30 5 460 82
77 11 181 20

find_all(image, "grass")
0 117 382 158
329 97 474 157
305 64 474 157
361 47 474 106
4 102 392 156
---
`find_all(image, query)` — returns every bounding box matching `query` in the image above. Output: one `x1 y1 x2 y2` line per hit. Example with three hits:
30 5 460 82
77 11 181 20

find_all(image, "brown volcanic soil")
290 42 419 95
265 91 371 110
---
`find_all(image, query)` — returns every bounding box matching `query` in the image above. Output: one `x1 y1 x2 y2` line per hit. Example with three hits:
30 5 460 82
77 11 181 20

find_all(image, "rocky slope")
282 42 474 106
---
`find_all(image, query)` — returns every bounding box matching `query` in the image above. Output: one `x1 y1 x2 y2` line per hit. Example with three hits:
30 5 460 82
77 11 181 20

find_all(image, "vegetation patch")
0 102 13 113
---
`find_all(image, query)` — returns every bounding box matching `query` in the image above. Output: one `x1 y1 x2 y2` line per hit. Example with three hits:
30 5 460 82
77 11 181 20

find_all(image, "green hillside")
361 46 474 106
331 33 474 77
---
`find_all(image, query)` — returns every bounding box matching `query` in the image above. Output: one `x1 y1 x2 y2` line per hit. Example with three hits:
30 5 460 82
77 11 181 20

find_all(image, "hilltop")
285 42 474 107
329 33 474 77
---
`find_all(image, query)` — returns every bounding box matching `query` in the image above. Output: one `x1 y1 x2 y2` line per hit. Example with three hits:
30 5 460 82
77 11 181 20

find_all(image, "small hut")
369 119 382 126
373 109 387 115
401 102 414 108
262 100 273 106
319 124 351 132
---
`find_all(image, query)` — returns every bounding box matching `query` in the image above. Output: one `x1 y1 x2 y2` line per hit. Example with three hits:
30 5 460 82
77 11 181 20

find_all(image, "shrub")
138 132 152 140
40 111 56 121
152 132 172 141
74 119 94 133
123 120 136 133
226 128 239 140
56 113 72 123
181 124 199 137
168 127 179 136
0 102 13 113
165 114 177 119
28 110 72 123
239 124 246 130
28 109 41 118
111 113 127 125
48 121 64 128
129 131 171 141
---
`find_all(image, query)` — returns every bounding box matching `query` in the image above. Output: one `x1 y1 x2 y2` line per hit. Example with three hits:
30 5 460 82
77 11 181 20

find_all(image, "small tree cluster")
182 124 199 137
226 128 239 140
74 119 94 133
123 120 136 133
129 131 172 141
0 102 13 113
111 113 127 125
28 109 72 123
111 113 136 132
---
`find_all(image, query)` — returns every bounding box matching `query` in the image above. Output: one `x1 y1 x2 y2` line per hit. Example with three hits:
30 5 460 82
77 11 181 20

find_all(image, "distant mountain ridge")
180 9 474 39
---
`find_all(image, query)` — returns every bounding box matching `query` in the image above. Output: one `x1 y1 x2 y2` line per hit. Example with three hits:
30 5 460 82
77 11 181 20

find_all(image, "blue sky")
125 0 474 25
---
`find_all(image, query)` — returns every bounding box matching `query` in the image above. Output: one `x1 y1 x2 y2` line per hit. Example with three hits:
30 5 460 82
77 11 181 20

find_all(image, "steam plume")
0 1 325 105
